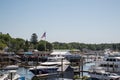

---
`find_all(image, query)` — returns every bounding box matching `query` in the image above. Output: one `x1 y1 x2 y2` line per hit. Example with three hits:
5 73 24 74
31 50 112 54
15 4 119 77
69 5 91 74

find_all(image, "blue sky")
0 0 120 43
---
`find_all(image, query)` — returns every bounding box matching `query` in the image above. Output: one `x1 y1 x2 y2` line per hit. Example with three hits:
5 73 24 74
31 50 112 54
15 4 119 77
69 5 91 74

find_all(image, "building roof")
51 51 72 56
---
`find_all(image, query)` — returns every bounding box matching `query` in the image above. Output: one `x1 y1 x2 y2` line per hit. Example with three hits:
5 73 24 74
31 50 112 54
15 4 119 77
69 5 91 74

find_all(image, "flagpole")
45 32 46 51
41 32 46 51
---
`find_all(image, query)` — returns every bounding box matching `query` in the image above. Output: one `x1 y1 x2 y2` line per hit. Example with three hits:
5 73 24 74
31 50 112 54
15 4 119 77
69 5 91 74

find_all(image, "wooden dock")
36 73 58 77
74 70 89 74
73 67 89 74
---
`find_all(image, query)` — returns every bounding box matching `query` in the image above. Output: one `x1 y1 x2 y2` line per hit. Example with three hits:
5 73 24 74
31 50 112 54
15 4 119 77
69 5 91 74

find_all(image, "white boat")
88 50 120 80
88 49 120 73
29 65 58 75
0 70 20 80
89 70 120 80
3 65 19 70
0 73 8 80
29 57 70 75
92 53 120 73
40 56 70 66
29 51 70 75
8 70 20 80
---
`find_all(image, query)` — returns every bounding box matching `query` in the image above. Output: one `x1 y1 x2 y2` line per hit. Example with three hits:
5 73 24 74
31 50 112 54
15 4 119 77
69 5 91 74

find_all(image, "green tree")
0 40 7 50
23 40 30 51
37 40 53 51
30 33 38 49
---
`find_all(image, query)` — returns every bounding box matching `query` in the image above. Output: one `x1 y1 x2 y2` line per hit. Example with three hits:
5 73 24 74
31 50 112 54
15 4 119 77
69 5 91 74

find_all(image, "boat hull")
30 68 58 75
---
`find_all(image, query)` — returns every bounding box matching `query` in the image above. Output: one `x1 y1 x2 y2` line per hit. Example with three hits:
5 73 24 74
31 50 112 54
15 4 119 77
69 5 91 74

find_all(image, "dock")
36 73 58 77
74 70 89 74
72 66 89 74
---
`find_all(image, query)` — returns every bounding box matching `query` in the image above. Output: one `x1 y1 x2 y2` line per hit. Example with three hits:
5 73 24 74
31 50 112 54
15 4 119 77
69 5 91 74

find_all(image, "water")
17 67 34 80
17 67 73 80
83 62 95 76
16 63 95 80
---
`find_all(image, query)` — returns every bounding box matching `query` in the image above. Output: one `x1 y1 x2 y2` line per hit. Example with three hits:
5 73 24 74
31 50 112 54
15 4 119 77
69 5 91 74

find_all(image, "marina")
0 50 120 80
1 0 120 79
0 50 93 80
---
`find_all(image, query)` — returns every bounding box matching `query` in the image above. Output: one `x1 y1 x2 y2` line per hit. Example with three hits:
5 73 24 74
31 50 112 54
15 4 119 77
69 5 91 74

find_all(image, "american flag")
41 32 46 38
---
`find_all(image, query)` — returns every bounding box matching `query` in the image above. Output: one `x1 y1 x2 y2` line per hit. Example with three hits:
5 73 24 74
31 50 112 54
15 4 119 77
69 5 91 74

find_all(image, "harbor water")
83 62 95 76
10 62 95 80
17 67 34 80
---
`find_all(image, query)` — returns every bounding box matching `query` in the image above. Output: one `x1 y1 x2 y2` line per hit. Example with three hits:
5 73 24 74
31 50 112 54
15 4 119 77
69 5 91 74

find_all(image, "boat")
88 49 120 80
40 56 70 66
3 65 19 70
29 51 70 75
29 57 70 75
0 73 8 80
3 52 19 70
29 65 58 75
0 70 20 80
98 56 120 73
89 70 120 80
91 50 120 73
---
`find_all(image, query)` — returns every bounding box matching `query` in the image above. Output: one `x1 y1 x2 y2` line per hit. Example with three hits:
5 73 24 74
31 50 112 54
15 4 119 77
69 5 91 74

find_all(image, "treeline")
0 33 52 52
53 42 120 51
0 33 120 53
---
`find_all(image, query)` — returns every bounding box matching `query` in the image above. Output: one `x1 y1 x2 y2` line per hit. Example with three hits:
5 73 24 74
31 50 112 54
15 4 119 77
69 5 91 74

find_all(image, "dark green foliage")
0 33 53 52
0 33 11 50
30 33 38 49
1 33 120 53
30 33 38 45
37 40 53 51
24 40 30 52
0 40 6 50
37 41 45 51
52 42 69 49
52 42 120 51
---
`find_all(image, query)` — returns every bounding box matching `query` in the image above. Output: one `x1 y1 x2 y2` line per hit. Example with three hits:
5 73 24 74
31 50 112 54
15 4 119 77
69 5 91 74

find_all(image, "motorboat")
29 65 58 75
0 70 20 80
8 70 20 80
0 73 8 80
88 50 120 80
92 53 120 73
89 49 120 73
29 51 70 75
3 65 19 70
29 57 70 75
40 56 70 66
89 70 120 80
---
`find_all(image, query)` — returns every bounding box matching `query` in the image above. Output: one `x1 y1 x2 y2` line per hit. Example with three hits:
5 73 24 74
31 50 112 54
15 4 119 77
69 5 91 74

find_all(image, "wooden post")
79 58 80 77
81 57 83 80
11 72 12 80
61 58 64 79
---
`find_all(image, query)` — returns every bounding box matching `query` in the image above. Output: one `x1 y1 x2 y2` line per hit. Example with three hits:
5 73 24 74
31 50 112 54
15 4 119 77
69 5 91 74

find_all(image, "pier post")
80 56 83 80
10 72 12 80
61 58 64 79
79 58 80 77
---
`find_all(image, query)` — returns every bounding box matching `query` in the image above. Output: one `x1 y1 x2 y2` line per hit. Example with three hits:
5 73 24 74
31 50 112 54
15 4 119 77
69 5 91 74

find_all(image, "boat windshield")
47 59 56 62
111 73 118 76
47 58 64 62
